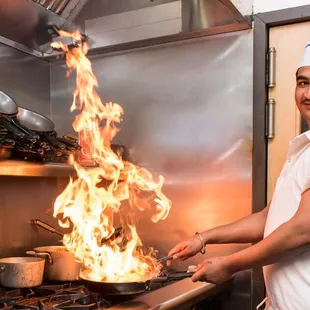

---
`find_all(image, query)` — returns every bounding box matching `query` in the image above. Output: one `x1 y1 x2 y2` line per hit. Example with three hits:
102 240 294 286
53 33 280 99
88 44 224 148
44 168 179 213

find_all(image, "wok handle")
26 251 53 266
158 255 173 264
11 119 40 142
173 272 194 278
101 226 123 244
0 118 25 140
146 272 194 290
30 219 64 237
57 137 81 149
44 134 66 150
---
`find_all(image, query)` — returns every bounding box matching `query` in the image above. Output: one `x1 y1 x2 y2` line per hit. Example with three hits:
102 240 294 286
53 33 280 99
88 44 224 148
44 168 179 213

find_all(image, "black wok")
80 271 194 296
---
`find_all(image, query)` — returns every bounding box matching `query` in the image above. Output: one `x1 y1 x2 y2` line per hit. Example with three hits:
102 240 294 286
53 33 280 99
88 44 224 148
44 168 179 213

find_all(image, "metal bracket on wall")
0 35 43 59
266 98 276 139
267 47 276 88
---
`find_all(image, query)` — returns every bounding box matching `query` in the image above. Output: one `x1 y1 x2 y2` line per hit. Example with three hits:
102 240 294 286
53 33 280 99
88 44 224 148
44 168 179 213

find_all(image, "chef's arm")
224 189 310 273
201 203 270 244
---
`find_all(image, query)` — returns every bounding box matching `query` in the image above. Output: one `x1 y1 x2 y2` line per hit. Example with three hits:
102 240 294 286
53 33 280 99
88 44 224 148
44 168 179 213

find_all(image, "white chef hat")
298 42 310 69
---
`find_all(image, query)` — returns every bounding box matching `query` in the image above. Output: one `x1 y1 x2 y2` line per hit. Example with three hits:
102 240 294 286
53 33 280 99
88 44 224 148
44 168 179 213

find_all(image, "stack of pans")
0 90 81 163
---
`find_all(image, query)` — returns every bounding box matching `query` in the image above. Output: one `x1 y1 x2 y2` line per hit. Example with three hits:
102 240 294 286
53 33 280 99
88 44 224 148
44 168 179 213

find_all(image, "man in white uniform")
168 43 310 309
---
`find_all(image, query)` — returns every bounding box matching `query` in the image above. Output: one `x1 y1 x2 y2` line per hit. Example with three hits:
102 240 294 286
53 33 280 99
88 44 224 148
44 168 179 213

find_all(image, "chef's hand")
190 257 233 284
167 236 202 266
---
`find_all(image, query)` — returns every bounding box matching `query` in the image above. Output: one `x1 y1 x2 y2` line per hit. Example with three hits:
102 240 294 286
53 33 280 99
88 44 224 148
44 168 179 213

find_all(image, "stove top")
0 283 109 310
0 272 230 310
0 271 188 310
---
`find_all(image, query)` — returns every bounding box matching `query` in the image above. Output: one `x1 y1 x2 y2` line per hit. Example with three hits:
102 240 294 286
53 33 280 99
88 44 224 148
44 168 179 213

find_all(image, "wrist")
223 255 239 274
201 229 214 244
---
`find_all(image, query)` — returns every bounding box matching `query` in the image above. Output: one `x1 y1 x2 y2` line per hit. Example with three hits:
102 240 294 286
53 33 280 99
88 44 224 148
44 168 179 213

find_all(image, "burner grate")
0 284 111 310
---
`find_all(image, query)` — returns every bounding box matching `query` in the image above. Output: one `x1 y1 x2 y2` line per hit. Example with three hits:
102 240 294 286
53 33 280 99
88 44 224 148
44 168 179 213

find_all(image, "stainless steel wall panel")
0 43 50 117
50 30 253 270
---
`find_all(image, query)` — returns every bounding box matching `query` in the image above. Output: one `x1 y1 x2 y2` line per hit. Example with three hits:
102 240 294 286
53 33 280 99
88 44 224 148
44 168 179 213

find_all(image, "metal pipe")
54 0 70 15
46 0 57 10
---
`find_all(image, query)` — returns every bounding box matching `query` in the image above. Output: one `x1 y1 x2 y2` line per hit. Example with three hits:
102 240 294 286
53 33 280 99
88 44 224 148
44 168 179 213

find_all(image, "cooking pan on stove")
79 271 194 296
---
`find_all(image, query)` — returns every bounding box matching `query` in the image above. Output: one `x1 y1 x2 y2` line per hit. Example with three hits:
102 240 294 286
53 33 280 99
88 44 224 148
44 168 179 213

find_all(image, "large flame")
51 31 172 283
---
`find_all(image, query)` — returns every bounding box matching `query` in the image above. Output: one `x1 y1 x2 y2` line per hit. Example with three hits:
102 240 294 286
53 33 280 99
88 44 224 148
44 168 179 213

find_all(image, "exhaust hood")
0 0 88 57
0 0 252 58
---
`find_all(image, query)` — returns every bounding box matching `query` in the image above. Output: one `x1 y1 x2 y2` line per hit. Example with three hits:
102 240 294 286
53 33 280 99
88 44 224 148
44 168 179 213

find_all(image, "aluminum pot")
0 257 45 288
27 246 80 281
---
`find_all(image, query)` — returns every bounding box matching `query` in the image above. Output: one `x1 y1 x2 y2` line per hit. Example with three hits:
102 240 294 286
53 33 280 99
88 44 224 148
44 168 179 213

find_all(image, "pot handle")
146 272 194 290
26 251 53 266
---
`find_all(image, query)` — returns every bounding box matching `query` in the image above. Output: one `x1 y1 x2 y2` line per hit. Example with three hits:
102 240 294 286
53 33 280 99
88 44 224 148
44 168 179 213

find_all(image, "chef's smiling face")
296 66 310 126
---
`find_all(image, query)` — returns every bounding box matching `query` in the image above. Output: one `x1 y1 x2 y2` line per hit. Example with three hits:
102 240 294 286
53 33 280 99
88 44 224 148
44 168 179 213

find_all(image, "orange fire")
51 31 172 283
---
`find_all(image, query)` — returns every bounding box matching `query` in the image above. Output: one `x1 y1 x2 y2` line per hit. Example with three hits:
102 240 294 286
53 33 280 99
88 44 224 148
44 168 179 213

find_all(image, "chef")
168 42 310 310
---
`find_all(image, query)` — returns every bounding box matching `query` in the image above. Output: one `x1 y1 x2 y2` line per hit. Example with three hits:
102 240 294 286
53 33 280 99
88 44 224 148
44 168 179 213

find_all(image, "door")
268 22 310 201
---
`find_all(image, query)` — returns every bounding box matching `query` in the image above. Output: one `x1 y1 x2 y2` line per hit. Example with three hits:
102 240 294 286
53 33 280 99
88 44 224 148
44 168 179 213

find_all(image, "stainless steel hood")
0 0 88 57
0 0 252 59
73 0 252 56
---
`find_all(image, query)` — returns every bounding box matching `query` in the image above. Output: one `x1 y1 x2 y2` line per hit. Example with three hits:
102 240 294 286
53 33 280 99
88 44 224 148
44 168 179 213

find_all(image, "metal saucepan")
0 257 45 288
26 246 80 282
80 271 194 296
31 219 124 246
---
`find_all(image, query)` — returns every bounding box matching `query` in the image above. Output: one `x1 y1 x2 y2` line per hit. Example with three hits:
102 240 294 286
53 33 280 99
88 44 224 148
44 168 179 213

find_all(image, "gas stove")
0 281 175 310
0 283 109 310
0 273 231 310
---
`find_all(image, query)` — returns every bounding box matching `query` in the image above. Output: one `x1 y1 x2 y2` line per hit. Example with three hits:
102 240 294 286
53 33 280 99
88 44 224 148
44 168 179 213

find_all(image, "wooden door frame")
252 5 310 309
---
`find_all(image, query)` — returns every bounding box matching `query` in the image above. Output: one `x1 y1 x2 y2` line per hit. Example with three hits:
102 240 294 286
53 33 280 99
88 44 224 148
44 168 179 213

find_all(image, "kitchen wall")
253 0 310 13
0 176 68 257
50 29 253 265
0 43 50 117
0 43 65 257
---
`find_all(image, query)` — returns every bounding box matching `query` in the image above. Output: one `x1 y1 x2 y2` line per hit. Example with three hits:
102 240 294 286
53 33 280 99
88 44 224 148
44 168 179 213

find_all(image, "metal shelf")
0 160 76 178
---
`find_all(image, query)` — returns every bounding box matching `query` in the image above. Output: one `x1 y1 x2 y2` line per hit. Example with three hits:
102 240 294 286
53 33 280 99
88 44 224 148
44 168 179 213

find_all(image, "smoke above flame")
51 30 172 283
